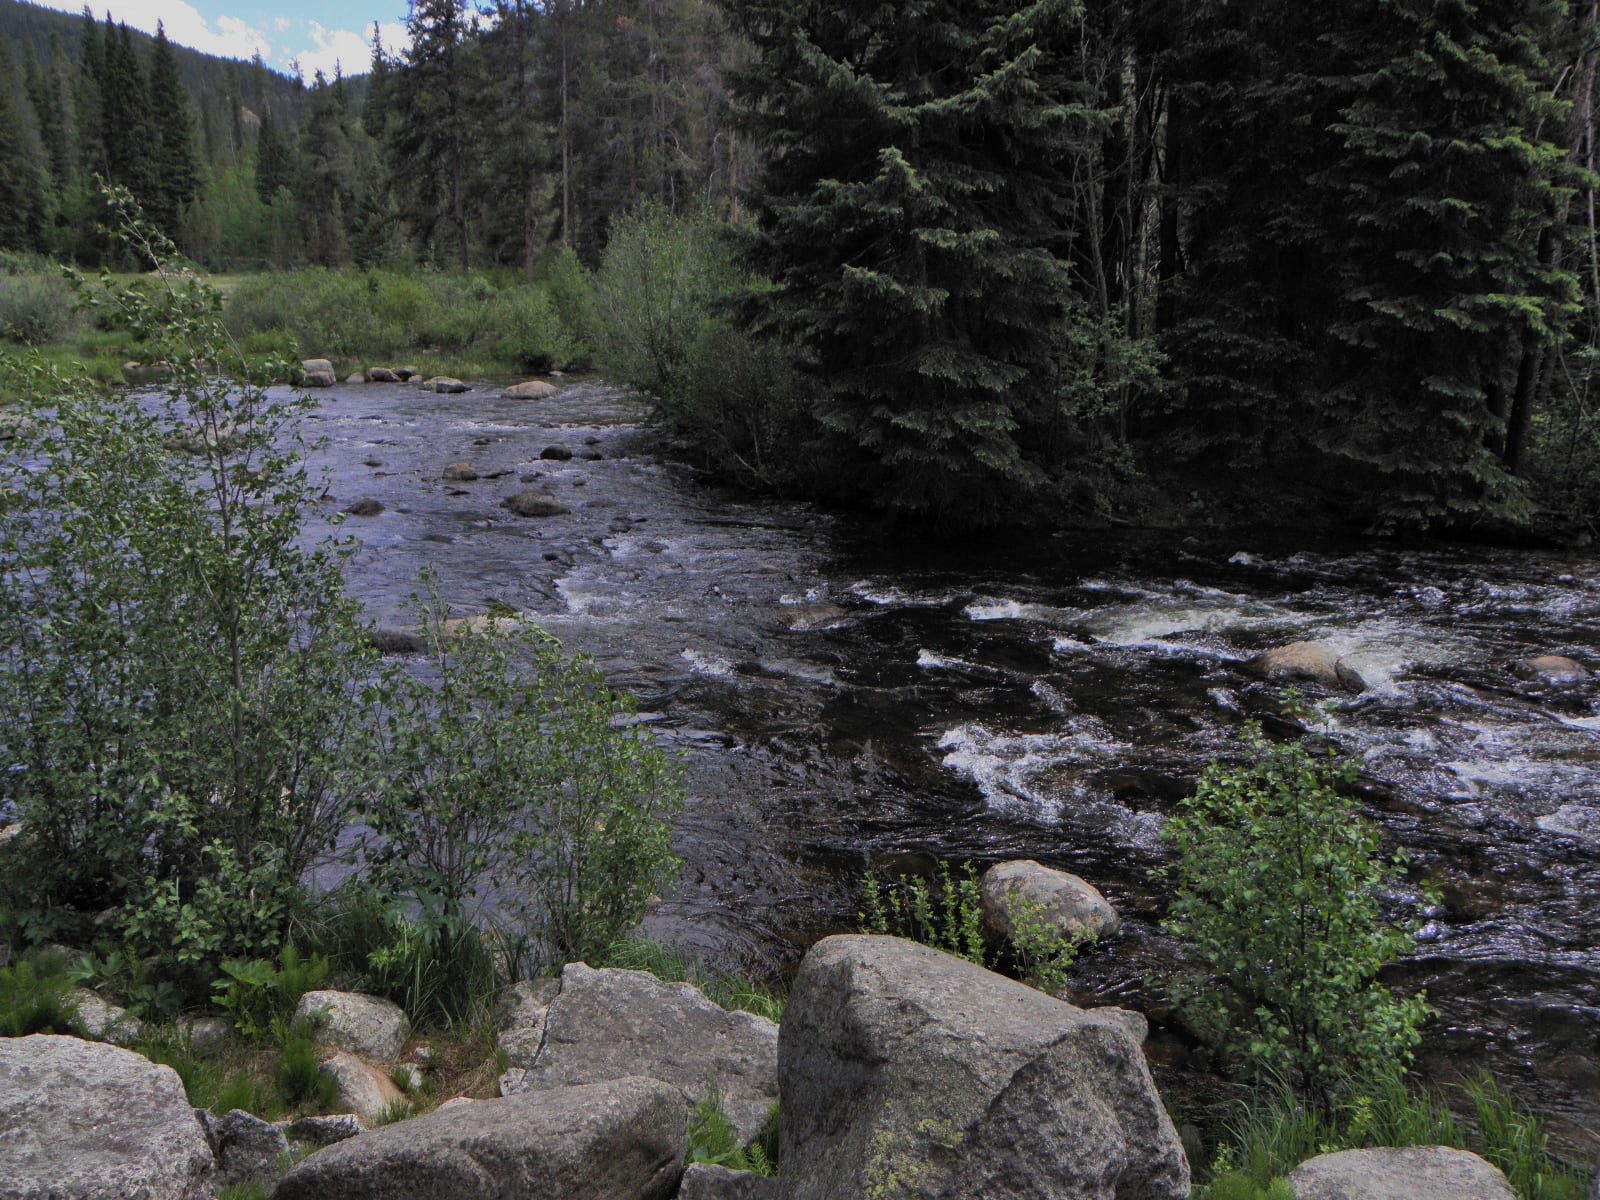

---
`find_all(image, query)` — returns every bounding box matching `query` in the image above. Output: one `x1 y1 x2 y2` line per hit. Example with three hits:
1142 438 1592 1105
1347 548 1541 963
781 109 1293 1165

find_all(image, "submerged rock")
506 379 559 399
502 490 570 518
427 377 470 394
1511 654 1588 685
366 367 401 382
441 462 478 482
1247 641 1365 692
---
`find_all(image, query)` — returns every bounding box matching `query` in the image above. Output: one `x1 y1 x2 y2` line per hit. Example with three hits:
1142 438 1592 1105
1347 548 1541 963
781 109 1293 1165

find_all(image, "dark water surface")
297 378 1600 1153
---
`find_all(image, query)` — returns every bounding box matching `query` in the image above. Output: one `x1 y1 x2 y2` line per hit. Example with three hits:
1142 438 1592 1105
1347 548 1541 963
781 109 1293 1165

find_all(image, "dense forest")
4 0 1600 532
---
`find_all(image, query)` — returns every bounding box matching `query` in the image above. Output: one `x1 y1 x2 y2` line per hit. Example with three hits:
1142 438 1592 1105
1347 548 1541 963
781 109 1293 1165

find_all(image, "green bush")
686 1085 776 1176
274 1028 339 1110
211 945 330 1042
0 957 80 1037
861 860 988 967
359 582 683 972
0 272 76 344
1157 715 1430 1111
0 191 376 986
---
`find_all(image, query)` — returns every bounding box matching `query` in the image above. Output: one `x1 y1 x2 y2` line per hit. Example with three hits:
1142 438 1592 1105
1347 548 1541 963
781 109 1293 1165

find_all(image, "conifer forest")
6 0 1600 533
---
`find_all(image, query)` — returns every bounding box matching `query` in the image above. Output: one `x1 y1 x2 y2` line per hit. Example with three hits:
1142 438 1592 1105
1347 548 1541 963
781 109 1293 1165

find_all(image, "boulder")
121 360 174 386
496 977 562 1071
177 1015 231 1052
980 859 1120 943
203 1108 290 1191
369 628 426 654
0 1034 215 1200
295 990 410 1061
539 445 573 461
779 935 1188 1200
679 1163 781 1199
395 367 421 380
284 1113 363 1148
318 1050 409 1125
367 367 401 382
71 987 143 1046
344 497 384 517
427 376 470 394
442 462 478 482
1247 641 1365 692
346 372 366 384
273 1076 685 1200
302 358 335 374
506 380 559 399
501 963 778 1149
1287 1146 1516 1200
303 370 337 388
1511 654 1588 685
502 490 570 518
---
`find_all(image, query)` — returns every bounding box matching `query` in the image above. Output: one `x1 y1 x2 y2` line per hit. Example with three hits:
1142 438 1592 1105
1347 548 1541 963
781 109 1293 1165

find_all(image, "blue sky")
32 0 410 79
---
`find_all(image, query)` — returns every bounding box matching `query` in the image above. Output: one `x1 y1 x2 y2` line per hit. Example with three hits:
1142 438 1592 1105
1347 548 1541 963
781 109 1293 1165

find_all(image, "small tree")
359 582 682 972
0 189 372 985
1157 716 1430 1112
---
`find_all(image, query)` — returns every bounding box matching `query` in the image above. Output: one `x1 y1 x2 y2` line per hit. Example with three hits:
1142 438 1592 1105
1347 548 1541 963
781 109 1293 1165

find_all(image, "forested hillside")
3 0 1600 531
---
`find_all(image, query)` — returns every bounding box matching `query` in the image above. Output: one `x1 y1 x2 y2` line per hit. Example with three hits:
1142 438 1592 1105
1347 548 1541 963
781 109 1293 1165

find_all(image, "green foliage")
0 271 75 343
1199 1071 1589 1200
211 945 330 1042
860 861 988 968
0 956 80 1037
1003 893 1091 996
1157 716 1430 1110
686 1085 776 1176
274 1028 339 1110
0 190 376 993
359 580 683 972
590 205 808 486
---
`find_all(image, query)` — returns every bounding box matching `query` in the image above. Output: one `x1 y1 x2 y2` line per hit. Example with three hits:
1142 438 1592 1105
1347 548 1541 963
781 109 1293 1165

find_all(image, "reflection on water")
292 378 1599 1153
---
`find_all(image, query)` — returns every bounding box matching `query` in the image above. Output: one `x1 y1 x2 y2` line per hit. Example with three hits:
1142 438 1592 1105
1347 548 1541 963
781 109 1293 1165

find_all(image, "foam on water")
848 581 957 608
936 720 1123 817
682 649 737 679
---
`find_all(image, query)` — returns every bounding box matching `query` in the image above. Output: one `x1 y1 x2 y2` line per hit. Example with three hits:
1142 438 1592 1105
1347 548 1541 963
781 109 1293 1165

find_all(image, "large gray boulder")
1287 1146 1516 1200
1247 641 1365 692
273 1076 685 1200
980 859 1120 943
295 989 410 1061
679 1163 781 1199
501 963 778 1148
0 1034 215 1200
778 935 1188 1200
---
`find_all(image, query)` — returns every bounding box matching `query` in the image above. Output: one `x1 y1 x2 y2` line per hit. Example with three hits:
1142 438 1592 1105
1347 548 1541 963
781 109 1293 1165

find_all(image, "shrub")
0 957 80 1037
1156 714 1431 1111
0 272 75 344
860 860 988 967
687 1086 776 1176
211 945 330 1042
274 1028 338 1110
0 190 376 986
359 585 683 972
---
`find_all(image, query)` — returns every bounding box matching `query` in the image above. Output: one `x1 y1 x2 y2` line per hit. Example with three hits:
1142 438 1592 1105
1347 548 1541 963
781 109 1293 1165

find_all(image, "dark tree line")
721 0 1600 529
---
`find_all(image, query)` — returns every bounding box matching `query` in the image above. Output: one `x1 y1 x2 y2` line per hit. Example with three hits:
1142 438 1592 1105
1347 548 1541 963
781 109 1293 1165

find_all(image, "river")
295 377 1600 1155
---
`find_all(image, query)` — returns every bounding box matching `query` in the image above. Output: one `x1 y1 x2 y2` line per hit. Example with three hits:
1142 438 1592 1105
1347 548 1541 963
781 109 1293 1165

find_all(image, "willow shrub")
1157 716 1431 1113
0 192 374 988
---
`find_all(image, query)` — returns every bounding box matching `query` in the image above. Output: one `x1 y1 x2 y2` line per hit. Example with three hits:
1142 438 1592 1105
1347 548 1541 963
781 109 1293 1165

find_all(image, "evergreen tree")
147 22 201 238
101 20 154 203
1319 0 1578 526
392 0 478 268
71 7 106 180
721 0 1141 520
0 43 47 252
254 109 295 205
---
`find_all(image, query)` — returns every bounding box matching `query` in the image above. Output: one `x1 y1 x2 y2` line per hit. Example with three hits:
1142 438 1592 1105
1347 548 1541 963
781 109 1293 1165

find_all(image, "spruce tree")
0 43 46 253
254 110 295 205
147 22 201 239
720 0 1129 520
101 21 154 203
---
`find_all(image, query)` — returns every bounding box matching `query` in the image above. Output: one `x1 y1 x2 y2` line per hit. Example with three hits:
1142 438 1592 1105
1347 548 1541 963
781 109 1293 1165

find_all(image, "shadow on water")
296 377 1600 1155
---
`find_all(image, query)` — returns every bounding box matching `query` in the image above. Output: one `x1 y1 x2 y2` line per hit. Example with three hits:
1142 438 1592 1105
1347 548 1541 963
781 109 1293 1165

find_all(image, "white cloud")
31 0 274 61
274 17 291 33
292 20 408 80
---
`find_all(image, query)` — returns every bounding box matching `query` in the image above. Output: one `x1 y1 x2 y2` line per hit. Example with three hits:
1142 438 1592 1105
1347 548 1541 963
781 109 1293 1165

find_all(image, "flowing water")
296 378 1600 1154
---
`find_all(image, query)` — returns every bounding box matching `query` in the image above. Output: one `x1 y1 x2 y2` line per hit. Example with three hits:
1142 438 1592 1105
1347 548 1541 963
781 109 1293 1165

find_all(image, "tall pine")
146 22 201 239
721 0 1133 520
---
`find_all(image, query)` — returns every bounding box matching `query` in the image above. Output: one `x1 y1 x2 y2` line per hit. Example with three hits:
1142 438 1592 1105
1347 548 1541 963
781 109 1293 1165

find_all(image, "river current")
294 378 1599 1153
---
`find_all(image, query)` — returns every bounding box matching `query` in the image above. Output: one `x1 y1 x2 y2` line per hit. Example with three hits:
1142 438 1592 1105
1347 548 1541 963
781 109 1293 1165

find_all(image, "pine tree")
1319 0 1578 526
254 109 295 205
147 22 202 238
392 0 478 268
0 42 47 252
721 0 1136 520
101 20 154 203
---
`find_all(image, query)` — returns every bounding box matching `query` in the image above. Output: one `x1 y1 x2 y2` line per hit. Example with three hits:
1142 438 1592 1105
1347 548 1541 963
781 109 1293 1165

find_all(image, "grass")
1194 1072 1592 1200
0 954 81 1037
